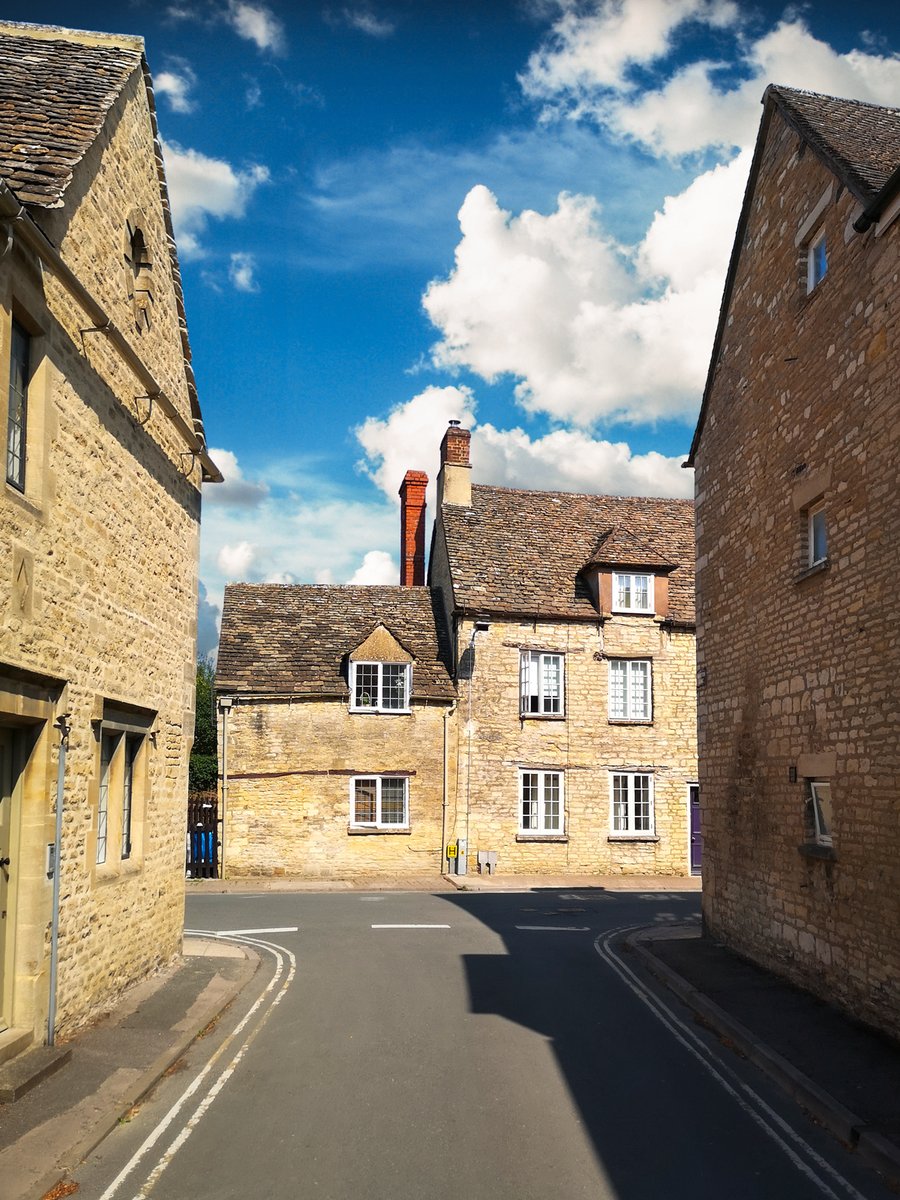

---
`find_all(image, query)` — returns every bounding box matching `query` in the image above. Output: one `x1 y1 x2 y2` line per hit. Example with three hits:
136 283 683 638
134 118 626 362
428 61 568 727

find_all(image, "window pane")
7 320 29 490
632 661 649 719
633 576 649 610
633 775 652 831
543 773 561 831
615 574 630 608
122 735 140 859
353 778 377 824
380 778 407 824
811 782 832 843
609 661 625 718
810 234 827 288
810 508 827 564
521 773 538 829
612 774 628 831
354 663 379 708
520 652 539 713
382 664 407 710
97 733 118 864
542 655 561 714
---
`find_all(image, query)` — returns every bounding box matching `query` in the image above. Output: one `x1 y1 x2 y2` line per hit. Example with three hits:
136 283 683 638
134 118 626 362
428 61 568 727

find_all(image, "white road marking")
596 926 872 1200
214 926 299 935
516 925 590 932
97 931 296 1200
359 896 385 902
371 923 451 929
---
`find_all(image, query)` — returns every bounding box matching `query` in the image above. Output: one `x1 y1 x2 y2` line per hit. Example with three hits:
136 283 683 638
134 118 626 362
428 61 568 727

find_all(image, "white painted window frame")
519 651 565 717
612 572 654 614
518 769 565 835
350 775 410 829
350 661 412 713
608 659 652 721
609 771 655 836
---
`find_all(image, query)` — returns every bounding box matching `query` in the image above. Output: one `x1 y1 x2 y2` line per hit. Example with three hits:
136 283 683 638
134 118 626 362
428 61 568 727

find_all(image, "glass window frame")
609 772 655 836
608 658 653 721
807 227 827 292
808 502 827 567
519 651 565 717
6 318 30 491
350 775 410 829
518 769 565 835
350 661 412 713
612 572 654 614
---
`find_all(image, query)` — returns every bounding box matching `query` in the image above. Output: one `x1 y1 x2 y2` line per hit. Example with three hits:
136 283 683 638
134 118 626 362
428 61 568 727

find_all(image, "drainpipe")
47 712 70 1047
441 700 457 876
218 696 232 880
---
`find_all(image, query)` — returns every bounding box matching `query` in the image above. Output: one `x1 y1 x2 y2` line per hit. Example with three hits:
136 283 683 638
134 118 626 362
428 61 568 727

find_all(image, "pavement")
0 874 897 1199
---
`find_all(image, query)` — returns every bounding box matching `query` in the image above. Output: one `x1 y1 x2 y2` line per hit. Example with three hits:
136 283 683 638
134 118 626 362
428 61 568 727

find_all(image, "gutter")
0 180 222 483
852 163 900 233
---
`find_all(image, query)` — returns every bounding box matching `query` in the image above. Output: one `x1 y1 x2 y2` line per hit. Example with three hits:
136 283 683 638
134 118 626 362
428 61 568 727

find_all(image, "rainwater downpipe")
441 700 457 876
47 712 70 1047
218 696 232 880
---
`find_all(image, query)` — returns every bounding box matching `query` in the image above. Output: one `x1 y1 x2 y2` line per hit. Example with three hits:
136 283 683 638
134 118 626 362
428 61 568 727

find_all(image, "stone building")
0 22 218 1054
688 86 900 1038
217 426 697 880
215 586 457 878
430 424 698 877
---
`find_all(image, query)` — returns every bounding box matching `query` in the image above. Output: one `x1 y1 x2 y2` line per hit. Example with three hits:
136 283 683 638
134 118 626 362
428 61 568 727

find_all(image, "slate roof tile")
441 485 695 624
216 585 457 699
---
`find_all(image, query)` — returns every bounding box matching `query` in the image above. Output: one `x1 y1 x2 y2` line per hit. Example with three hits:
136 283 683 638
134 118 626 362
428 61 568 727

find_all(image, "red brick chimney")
440 420 471 467
399 469 428 586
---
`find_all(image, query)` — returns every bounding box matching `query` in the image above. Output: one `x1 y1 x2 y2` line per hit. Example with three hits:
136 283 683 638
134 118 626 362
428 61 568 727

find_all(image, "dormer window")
613 572 654 614
351 662 411 712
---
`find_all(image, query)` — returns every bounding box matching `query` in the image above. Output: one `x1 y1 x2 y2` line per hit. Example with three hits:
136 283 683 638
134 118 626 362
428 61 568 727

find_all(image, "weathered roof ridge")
0 19 143 51
472 482 694 507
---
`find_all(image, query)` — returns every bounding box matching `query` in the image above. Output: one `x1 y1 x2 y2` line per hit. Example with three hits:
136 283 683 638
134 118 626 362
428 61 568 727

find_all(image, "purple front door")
689 784 702 875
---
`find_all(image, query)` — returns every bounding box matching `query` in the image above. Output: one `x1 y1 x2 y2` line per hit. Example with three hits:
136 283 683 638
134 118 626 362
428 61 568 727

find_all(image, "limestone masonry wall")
0 62 200 1040
694 108 900 1038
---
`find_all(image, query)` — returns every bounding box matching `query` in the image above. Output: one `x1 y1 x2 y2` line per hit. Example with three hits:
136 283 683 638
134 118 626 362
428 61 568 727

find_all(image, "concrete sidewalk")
185 871 703 894
633 925 900 1189
0 937 258 1200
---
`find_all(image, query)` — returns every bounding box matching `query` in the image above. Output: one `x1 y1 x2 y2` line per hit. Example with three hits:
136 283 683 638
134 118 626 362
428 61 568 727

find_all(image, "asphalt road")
73 889 894 1200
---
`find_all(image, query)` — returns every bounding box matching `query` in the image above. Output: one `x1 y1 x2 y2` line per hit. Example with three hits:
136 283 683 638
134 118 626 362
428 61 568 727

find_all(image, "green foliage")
190 660 217 795
194 660 216 757
190 753 218 793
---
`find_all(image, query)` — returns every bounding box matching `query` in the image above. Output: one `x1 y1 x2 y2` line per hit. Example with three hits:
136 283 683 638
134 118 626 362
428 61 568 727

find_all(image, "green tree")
189 659 217 793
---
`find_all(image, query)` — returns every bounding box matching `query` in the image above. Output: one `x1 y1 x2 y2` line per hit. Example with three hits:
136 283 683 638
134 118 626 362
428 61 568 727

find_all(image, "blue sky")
9 0 900 655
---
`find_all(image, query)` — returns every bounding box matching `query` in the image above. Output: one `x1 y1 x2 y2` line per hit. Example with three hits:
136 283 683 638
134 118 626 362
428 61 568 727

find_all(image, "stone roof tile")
0 29 141 207
769 86 900 202
441 485 695 624
216 585 457 699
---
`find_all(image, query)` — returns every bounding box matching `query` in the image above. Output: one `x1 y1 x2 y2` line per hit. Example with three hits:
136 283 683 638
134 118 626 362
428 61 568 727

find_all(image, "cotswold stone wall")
0 61 200 1039
449 616 697 876
223 699 455 878
694 108 900 1038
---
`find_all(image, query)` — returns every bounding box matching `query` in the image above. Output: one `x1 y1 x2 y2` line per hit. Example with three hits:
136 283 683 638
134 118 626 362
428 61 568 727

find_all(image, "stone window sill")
348 826 411 836
519 713 566 721
516 834 568 843
797 841 836 861
607 835 660 843
795 559 829 585
607 718 654 726
94 859 144 884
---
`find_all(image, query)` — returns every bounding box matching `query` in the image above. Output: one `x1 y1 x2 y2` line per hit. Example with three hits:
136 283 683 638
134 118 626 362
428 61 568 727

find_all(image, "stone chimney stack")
399 469 428 586
437 420 472 509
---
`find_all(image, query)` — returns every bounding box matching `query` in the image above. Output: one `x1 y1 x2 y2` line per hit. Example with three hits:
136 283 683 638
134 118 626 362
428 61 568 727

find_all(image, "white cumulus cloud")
155 61 197 113
163 140 270 257
348 550 399 584
226 1 286 53
422 174 745 426
229 251 260 292
521 3 900 158
204 448 269 507
217 540 257 577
